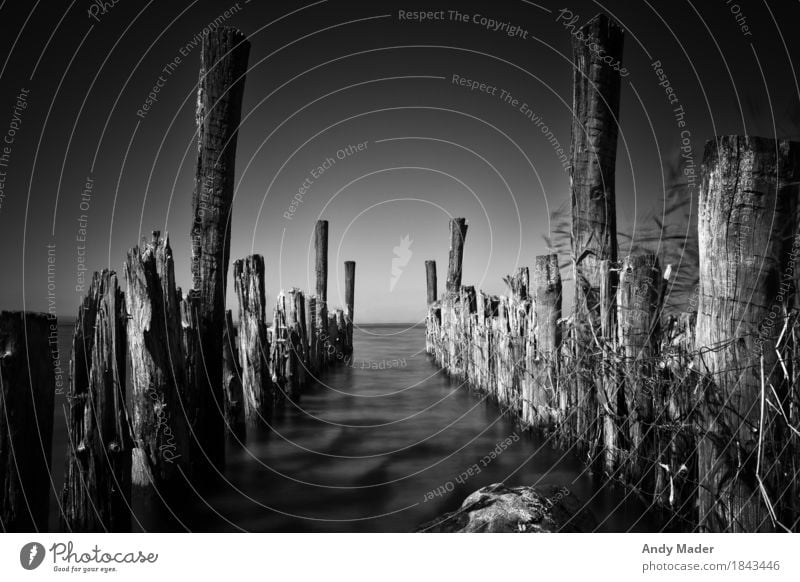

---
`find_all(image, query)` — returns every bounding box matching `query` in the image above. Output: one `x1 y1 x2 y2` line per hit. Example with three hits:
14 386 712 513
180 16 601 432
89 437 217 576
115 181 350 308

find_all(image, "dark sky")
0 0 797 323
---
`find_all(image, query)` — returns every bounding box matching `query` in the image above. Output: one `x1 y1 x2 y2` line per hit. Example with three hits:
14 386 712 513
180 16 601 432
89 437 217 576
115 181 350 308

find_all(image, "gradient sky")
0 0 798 323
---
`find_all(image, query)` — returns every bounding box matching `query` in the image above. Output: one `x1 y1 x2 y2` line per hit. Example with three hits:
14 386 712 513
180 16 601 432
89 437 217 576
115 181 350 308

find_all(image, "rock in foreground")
417 483 597 532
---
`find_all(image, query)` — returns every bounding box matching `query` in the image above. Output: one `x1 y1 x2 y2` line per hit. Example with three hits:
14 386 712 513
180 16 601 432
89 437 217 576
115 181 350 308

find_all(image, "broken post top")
446 218 468 294
701 135 800 174
571 14 625 63
200 27 250 75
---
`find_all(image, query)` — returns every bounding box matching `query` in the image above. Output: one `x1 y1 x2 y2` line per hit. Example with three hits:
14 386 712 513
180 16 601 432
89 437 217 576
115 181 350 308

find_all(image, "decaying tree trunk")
696 136 800 532
570 14 624 455
617 253 661 490
124 233 192 523
446 218 468 293
62 271 131 532
0 311 55 531
425 260 437 305
189 27 250 472
233 255 273 426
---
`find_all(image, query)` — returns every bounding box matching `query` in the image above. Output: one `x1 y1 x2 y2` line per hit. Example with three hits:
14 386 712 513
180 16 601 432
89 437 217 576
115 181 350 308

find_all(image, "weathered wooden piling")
696 136 800 532
425 260 437 305
62 271 131 532
569 14 624 454
344 261 356 356
0 312 55 531
446 218 468 293
124 233 192 513
314 221 329 369
233 255 273 426
222 310 244 437
617 253 661 488
188 27 250 472
526 255 562 428
286 288 308 398
315 220 329 302
570 14 623 321
306 296 318 375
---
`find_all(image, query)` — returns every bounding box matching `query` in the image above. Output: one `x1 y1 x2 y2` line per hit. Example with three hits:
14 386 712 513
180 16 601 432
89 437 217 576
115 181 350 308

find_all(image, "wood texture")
124 233 192 514
696 136 800 532
233 255 273 426
446 218 468 293
61 271 131 532
189 27 250 472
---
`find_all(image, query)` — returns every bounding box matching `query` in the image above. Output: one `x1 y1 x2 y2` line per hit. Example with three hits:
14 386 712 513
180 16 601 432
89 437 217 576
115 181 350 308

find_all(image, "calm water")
48 324 662 532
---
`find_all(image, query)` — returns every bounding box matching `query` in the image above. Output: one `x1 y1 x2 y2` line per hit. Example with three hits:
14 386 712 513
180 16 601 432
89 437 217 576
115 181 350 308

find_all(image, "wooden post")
696 136 800 532
529 255 562 428
344 261 355 356
599 260 621 475
222 310 244 438
569 14 623 455
62 271 131 532
425 260 437 305
315 221 329 370
124 233 192 520
286 288 307 398
0 312 55 531
271 299 288 400
233 255 272 426
306 296 318 375
617 253 661 489
315 220 328 303
189 27 250 473
570 13 623 322
446 218 468 293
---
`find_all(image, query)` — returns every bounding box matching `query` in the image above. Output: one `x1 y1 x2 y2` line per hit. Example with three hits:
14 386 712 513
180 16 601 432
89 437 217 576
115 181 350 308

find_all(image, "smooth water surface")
49 324 662 532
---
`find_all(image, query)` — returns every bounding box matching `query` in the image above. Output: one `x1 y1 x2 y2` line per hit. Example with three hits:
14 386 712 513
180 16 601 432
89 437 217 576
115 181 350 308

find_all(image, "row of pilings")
426 13 800 533
0 28 355 532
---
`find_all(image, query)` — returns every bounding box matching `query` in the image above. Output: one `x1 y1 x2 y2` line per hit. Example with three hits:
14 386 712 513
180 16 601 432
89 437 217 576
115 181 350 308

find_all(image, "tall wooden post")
62 271 131 532
315 220 328 303
233 255 272 427
124 233 192 523
315 221 329 369
425 260 437 305
570 13 623 321
569 14 624 453
0 312 55 531
189 27 250 472
617 253 661 489
696 136 800 532
446 218 468 293
344 261 355 355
